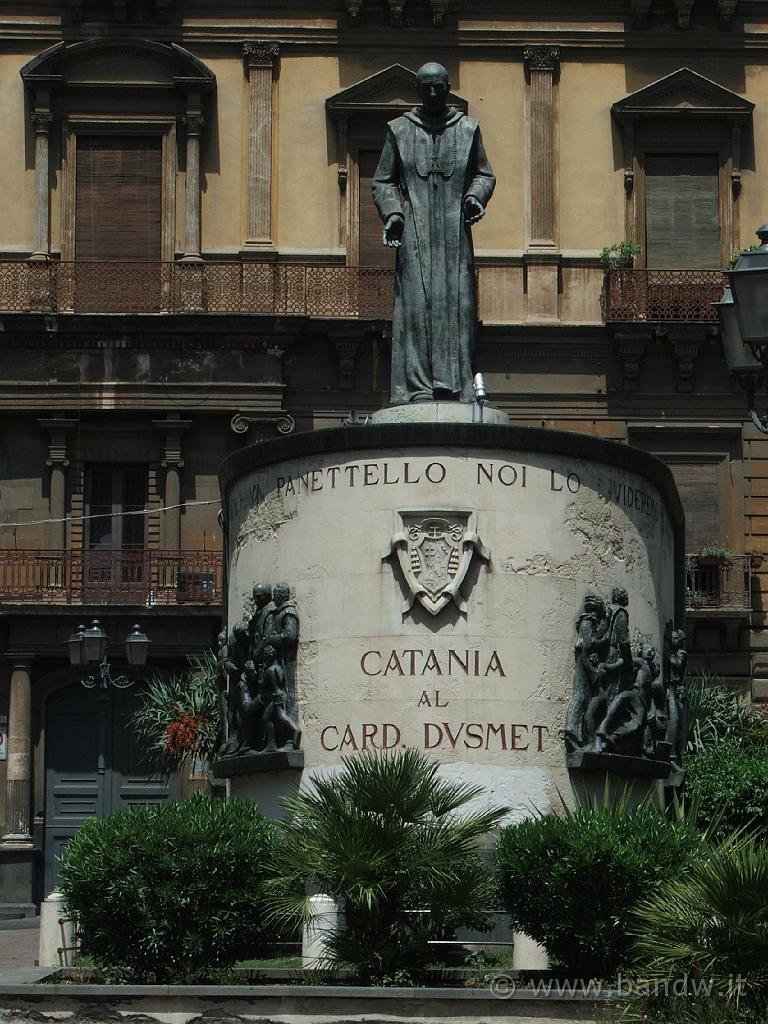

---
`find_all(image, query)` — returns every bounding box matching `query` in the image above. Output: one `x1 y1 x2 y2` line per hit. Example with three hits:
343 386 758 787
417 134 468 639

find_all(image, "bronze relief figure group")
216 582 302 758
564 587 688 766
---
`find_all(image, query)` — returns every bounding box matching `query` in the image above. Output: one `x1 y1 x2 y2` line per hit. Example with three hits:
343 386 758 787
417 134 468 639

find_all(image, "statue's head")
232 622 247 642
584 592 604 615
274 582 290 606
672 628 686 649
217 630 226 645
263 644 276 661
252 582 272 607
416 62 450 114
611 586 628 607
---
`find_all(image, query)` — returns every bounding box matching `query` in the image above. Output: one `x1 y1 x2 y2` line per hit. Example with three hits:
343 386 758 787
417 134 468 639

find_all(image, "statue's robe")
372 106 495 404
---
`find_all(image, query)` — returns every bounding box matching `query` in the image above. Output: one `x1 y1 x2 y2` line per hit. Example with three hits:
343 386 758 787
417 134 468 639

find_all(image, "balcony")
604 269 725 322
0 549 223 607
685 554 752 612
0 261 395 318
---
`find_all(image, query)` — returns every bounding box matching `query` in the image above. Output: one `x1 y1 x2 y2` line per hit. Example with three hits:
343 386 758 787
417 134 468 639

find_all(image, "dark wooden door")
44 684 175 896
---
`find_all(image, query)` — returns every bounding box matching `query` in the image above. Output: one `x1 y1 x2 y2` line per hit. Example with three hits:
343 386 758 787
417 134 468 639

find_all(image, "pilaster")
38 418 75 551
153 417 191 552
523 46 561 322
3 660 33 843
181 112 204 262
242 42 279 250
31 109 52 261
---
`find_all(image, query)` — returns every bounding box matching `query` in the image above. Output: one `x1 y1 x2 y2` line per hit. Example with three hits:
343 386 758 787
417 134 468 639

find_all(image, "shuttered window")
76 136 162 261
645 153 720 269
667 462 722 554
358 149 395 269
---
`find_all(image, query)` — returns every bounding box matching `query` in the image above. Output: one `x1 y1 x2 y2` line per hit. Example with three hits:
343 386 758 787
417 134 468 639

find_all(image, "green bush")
496 805 701 979
59 794 275 982
628 836 768 1019
264 749 507 983
685 737 768 842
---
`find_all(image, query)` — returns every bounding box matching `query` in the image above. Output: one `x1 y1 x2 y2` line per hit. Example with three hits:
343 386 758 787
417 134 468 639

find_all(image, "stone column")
242 42 279 250
3 661 33 841
153 417 191 551
31 111 53 260
181 113 204 262
38 419 75 551
523 45 561 321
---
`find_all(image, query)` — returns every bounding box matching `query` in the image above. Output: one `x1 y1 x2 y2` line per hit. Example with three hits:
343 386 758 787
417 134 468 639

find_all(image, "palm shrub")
131 651 220 771
685 674 764 755
264 748 508 982
628 836 768 1018
496 803 702 979
59 794 275 982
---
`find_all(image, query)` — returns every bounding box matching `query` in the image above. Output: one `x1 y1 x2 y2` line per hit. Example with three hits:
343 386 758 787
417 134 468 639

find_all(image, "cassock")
372 105 495 404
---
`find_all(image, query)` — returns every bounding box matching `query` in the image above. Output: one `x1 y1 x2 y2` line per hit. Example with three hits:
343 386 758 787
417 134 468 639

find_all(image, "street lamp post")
67 620 151 689
717 226 768 432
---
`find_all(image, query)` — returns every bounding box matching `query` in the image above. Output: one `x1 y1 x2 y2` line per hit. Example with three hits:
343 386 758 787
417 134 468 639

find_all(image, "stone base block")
370 401 509 426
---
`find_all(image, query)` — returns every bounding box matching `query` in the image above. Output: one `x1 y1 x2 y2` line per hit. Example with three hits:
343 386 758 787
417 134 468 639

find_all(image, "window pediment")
326 63 467 120
20 39 214 94
613 68 753 121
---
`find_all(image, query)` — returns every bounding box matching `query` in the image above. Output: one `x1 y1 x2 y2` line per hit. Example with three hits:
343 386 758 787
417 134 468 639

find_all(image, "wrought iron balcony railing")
685 554 752 611
0 549 223 607
0 261 395 318
605 269 725 322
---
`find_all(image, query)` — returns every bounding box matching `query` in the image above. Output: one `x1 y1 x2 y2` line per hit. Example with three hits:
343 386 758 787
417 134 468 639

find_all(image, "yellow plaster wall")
276 55 340 251
742 63 768 251
199 54 244 253
0 52 38 253
559 61 626 252
459 59 525 251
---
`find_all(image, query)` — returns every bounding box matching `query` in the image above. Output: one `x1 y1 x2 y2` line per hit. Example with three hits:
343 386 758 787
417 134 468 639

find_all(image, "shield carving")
384 511 490 616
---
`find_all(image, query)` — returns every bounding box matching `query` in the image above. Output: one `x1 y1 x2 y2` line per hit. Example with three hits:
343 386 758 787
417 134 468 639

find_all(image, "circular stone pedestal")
219 423 683 820
370 401 509 426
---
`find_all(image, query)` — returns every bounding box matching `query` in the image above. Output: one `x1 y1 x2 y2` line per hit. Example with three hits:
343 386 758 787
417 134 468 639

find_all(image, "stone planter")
0 980 614 1024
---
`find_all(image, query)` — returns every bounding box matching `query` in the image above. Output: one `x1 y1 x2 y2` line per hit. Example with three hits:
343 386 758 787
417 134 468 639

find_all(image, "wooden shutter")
668 462 721 553
358 149 395 269
645 153 720 269
76 136 162 261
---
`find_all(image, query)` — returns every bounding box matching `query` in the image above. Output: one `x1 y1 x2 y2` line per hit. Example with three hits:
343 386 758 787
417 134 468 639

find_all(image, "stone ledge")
567 750 674 780
370 402 509 426
212 750 304 777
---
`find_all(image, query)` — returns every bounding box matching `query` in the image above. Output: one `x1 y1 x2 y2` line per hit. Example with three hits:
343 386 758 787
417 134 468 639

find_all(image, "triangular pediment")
613 68 753 120
326 64 467 119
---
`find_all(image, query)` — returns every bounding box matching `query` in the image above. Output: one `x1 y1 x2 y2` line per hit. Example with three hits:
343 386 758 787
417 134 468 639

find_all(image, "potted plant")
600 241 641 269
750 550 764 570
730 244 759 268
697 545 734 567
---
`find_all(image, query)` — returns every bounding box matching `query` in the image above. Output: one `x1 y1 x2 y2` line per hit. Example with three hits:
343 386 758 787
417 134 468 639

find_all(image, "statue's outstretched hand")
383 214 404 247
463 196 485 225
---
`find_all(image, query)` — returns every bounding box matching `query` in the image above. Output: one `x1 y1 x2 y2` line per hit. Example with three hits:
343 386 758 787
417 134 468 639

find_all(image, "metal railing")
0 549 223 606
0 261 395 318
685 554 752 611
604 269 725 322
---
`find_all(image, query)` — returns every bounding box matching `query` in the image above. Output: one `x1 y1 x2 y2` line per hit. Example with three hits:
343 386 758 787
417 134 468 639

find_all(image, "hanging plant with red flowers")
131 652 220 771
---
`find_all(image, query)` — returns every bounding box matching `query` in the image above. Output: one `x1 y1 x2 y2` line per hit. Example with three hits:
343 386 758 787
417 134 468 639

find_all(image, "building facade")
0 0 766 913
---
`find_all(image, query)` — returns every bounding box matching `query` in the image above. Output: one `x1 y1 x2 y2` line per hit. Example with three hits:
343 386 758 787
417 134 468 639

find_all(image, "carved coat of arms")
384 511 490 616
